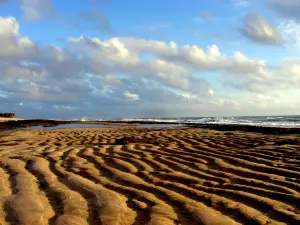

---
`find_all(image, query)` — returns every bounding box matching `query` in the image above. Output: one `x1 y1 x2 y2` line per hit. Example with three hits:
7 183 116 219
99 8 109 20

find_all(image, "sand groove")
0 128 300 224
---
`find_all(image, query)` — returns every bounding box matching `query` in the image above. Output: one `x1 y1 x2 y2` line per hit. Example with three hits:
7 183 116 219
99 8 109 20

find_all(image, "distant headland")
0 113 16 118
0 113 23 123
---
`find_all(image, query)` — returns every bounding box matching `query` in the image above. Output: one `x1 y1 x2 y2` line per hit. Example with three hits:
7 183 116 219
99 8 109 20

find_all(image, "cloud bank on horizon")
0 0 300 119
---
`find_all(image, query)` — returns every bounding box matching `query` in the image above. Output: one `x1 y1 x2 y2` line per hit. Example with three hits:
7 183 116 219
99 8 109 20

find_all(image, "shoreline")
1 119 300 134
0 119 73 133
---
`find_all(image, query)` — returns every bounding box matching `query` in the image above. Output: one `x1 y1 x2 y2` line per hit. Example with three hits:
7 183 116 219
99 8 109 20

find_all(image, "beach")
0 126 300 225
0 118 23 123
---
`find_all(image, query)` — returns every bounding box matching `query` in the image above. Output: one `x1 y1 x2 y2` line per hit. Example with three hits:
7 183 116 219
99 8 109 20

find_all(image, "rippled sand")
0 127 300 225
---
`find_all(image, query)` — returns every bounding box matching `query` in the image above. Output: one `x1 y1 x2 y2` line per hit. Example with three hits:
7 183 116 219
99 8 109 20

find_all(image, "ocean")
118 116 300 128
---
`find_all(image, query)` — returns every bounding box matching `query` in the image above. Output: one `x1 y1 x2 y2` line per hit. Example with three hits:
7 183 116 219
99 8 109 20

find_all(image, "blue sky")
1 0 300 119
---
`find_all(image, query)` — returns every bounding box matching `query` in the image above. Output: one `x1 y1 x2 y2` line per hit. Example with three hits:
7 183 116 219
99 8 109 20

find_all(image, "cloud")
69 36 273 93
123 91 140 100
20 0 57 21
223 56 300 94
78 9 111 33
1 16 300 118
0 16 35 58
118 37 268 79
67 36 191 90
268 0 300 22
278 19 300 48
231 0 250 7
282 57 300 63
0 17 214 117
240 14 283 45
208 89 215 96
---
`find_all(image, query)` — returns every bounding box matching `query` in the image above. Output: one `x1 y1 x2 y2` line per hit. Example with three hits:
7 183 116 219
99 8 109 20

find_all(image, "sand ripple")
0 128 299 225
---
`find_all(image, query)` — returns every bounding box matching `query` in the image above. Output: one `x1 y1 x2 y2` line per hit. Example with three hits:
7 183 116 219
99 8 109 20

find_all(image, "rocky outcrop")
0 120 72 133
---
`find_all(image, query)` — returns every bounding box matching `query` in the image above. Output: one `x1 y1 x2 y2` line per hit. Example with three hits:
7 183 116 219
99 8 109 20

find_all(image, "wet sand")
0 127 300 225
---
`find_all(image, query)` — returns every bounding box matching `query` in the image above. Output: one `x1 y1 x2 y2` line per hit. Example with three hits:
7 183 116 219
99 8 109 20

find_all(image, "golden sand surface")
0 118 23 122
0 127 300 225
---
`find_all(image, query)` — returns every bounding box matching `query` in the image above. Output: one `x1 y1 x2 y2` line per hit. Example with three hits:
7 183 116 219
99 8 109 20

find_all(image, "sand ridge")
0 127 300 225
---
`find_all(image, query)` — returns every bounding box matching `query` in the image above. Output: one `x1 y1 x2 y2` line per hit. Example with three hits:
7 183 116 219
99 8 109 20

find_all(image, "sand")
0 118 23 123
0 127 299 225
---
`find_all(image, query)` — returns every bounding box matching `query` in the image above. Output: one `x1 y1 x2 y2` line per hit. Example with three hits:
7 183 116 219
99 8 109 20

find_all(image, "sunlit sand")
0 127 299 225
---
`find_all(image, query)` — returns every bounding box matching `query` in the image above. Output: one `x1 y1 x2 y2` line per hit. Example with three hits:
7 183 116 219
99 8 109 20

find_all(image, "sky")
1 0 300 119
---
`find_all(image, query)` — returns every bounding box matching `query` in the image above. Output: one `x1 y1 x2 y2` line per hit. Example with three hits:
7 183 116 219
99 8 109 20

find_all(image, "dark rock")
275 139 299 146
0 120 73 133
187 123 300 135
43 124 58 128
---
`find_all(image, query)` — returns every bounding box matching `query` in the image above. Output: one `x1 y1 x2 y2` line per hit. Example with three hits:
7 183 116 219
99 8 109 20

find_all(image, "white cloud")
208 89 215 96
282 57 300 63
1 16 300 117
118 37 267 76
278 19 300 48
223 56 300 93
123 91 140 100
0 17 36 58
54 105 77 110
0 16 19 37
240 14 283 45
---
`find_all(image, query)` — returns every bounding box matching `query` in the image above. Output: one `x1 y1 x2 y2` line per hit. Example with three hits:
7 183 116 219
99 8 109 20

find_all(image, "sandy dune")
0 127 300 225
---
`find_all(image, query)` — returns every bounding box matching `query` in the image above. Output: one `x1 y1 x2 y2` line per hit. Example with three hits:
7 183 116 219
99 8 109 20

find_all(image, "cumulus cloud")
268 0 300 22
0 17 216 117
0 17 36 58
68 36 275 94
67 36 191 90
223 56 300 93
118 37 270 81
240 14 283 45
1 16 300 118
